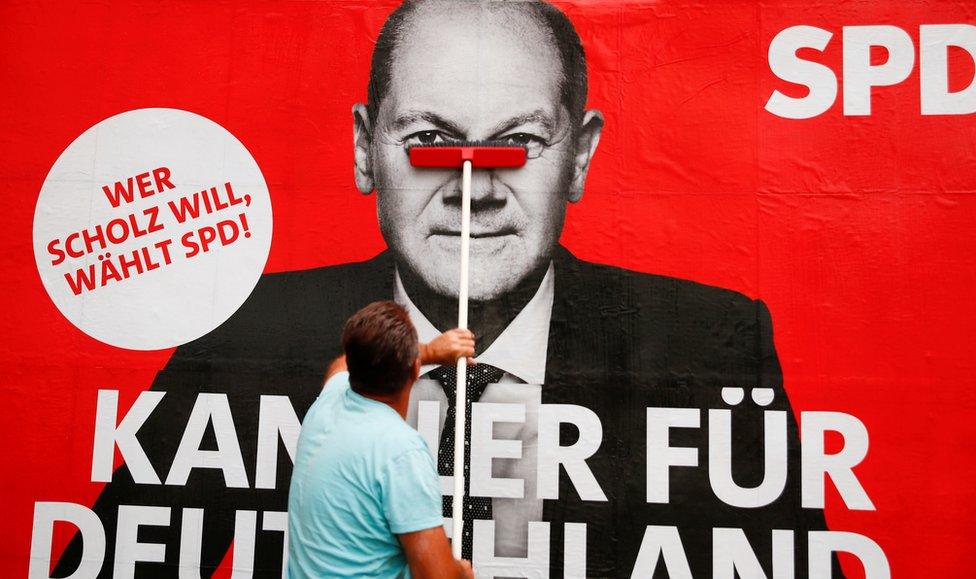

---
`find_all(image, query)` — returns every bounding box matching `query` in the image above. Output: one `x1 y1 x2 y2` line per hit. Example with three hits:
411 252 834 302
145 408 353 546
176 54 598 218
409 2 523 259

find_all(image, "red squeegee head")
409 140 527 169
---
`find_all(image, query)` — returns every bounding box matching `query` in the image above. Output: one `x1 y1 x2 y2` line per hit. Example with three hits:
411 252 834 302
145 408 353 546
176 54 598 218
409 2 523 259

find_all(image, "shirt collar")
393 263 554 384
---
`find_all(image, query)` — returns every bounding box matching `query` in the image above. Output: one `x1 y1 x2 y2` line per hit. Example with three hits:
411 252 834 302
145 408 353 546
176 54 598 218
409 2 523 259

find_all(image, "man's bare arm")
399 527 473 579
324 328 473 389
420 328 475 365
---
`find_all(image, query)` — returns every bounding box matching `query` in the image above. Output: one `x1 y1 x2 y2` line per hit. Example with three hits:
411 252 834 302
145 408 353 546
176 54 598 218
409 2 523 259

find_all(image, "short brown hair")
341 301 419 396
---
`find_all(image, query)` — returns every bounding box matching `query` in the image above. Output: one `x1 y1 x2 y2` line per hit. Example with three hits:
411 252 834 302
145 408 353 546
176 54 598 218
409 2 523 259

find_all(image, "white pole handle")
451 159 472 559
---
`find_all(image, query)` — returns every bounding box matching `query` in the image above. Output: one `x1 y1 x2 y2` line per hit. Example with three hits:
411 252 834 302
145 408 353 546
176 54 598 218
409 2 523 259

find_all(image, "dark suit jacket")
56 247 837 578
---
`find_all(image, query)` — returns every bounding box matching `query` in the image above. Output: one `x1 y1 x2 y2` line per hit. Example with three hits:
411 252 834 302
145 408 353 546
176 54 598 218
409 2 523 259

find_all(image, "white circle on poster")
33 108 273 350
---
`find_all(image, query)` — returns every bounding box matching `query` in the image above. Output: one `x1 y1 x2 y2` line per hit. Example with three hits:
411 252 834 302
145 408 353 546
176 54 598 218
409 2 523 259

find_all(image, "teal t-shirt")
287 372 443 578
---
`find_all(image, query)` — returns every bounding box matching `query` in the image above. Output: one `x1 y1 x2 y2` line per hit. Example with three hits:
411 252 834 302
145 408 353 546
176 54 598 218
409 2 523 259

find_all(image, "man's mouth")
429 229 517 239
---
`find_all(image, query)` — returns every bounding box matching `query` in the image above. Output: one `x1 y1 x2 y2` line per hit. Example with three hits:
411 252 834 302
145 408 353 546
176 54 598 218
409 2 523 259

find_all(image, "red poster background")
1 1 974 576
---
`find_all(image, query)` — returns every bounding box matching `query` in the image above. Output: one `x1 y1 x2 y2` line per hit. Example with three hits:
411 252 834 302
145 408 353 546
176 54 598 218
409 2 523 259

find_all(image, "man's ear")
352 103 375 194
568 109 604 203
402 356 420 396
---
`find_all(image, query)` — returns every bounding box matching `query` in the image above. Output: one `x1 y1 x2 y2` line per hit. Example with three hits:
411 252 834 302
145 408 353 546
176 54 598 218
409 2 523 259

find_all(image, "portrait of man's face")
354 1 602 302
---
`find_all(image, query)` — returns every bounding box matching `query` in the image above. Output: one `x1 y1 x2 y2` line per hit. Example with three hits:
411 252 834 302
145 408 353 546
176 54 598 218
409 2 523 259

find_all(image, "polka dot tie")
428 363 505 560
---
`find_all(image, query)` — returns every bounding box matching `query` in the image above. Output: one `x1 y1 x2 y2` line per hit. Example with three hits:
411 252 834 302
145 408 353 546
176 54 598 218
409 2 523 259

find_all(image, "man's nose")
443 169 508 205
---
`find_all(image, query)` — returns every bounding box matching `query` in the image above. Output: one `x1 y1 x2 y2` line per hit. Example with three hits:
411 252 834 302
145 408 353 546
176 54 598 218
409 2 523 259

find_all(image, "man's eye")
501 133 546 158
503 133 539 146
405 130 446 146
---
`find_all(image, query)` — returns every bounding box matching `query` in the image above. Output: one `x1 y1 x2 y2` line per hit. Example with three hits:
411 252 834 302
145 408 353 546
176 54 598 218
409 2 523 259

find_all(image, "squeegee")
409 141 527 559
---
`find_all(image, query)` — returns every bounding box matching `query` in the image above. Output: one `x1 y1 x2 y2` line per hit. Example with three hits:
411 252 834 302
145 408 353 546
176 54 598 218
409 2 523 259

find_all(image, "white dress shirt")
396 264 554 557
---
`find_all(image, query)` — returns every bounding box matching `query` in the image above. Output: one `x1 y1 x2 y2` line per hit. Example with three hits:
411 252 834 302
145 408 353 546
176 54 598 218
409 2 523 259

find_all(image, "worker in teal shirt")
287 301 475 578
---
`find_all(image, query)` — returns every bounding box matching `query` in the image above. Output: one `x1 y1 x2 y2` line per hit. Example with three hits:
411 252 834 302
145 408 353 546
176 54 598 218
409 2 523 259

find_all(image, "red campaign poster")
1 0 974 577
